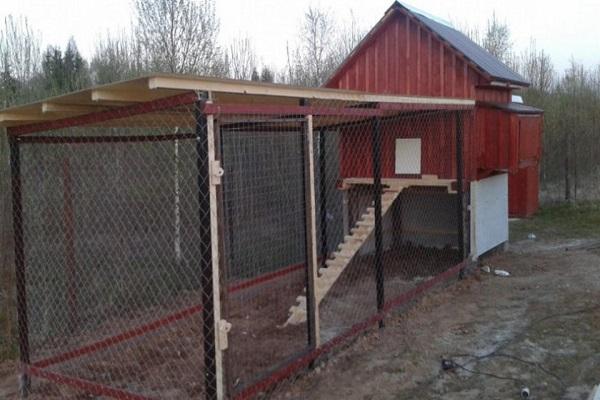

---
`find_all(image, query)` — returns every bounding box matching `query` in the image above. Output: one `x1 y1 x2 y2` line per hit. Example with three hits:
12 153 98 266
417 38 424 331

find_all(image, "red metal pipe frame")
26 365 153 400
235 260 467 400
204 103 472 117
32 261 307 369
7 92 199 136
27 258 465 399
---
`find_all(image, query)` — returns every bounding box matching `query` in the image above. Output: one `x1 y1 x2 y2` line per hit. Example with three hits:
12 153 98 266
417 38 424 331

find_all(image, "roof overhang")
0 74 475 130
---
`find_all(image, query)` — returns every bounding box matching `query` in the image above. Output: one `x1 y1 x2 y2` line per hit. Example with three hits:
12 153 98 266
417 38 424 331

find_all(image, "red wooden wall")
339 112 473 181
326 10 487 99
327 5 543 216
326 7 511 184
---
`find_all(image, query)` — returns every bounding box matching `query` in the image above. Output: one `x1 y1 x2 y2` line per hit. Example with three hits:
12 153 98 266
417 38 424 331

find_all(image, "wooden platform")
284 175 457 327
341 175 456 193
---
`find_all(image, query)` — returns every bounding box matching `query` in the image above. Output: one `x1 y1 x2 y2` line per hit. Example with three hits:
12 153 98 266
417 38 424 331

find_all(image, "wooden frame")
303 114 320 348
0 74 474 128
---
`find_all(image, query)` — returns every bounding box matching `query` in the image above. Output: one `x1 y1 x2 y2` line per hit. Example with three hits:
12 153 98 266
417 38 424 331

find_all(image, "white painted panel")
395 138 421 174
470 173 509 258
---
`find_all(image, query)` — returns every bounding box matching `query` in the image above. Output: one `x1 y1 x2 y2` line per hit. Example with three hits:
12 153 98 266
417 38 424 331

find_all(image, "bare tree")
518 40 555 93
0 14 42 358
228 36 256 80
482 12 512 63
286 7 364 87
331 10 364 68
133 0 226 76
91 31 142 84
0 15 41 106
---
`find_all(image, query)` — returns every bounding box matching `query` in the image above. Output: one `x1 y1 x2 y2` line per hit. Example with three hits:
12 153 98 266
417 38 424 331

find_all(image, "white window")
395 138 421 174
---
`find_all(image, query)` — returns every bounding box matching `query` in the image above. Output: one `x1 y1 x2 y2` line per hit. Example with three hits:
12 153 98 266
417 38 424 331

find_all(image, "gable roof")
326 1 529 88
411 9 528 86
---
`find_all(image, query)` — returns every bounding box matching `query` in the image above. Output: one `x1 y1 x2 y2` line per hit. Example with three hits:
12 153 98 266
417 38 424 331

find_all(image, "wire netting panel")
14 101 218 399
219 120 310 393
8 96 473 399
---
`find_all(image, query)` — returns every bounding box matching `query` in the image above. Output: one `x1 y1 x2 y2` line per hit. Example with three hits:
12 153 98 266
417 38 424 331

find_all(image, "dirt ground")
276 237 600 400
1 237 599 399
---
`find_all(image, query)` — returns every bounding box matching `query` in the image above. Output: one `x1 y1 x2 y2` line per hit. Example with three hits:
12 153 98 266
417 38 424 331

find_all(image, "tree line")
467 14 600 202
0 0 364 109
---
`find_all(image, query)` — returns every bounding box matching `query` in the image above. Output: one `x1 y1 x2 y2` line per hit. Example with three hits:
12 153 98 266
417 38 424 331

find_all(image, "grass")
510 201 600 241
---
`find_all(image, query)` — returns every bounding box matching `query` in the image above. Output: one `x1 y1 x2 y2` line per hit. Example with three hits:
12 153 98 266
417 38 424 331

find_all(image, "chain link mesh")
6 95 473 399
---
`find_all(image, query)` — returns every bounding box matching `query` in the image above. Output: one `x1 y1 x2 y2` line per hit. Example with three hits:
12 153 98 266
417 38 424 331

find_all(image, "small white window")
395 138 421 174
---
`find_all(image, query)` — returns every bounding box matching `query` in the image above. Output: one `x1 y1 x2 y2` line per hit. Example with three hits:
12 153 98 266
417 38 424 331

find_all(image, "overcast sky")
2 0 599 74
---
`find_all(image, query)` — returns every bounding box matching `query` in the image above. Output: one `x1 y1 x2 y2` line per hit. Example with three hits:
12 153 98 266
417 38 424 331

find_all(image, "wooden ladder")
284 187 403 326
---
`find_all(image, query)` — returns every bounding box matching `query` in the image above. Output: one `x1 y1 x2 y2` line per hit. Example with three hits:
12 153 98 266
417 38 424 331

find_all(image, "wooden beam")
148 76 475 106
91 89 159 103
303 114 320 347
0 113 49 123
42 102 102 114
206 111 227 400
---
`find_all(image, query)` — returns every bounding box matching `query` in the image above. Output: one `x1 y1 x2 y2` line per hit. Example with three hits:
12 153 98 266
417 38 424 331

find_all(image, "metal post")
195 99 217 400
318 129 328 268
9 135 30 396
371 117 385 328
455 111 466 263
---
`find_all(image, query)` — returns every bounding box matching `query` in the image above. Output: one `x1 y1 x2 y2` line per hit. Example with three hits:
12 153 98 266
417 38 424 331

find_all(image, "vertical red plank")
440 44 445 97
405 17 411 94
451 55 456 97
416 25 421 92
428 32 433 96
393 18 400 93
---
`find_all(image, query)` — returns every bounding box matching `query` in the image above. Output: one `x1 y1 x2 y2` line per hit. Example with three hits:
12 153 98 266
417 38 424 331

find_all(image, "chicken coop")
326 1 544 221
1 74 474 399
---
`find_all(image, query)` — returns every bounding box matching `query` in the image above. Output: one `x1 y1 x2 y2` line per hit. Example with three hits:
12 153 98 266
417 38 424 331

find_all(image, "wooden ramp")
284 188 402 326
283 175 456 327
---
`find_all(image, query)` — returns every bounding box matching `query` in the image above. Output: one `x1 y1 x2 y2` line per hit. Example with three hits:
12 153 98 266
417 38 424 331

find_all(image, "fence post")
195 96 226 400
371 117 385 328
318 129 328 268
303 114 320 349
9 135 30 396
455 111 466 264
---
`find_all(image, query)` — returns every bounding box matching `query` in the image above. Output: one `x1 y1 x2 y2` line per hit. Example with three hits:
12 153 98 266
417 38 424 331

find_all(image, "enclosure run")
1 73 475 399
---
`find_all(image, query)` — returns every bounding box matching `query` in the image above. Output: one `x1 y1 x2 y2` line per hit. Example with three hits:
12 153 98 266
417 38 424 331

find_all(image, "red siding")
327 5 542 217
339 113 468 181
326 8 501 102
509 165 539 217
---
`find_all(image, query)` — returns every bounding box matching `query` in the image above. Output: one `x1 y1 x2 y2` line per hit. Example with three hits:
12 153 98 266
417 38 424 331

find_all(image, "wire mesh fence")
4 92 473 399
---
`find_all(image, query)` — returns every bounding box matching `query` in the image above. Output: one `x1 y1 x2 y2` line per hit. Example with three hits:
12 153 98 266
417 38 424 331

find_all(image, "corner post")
455 111 466 264
195 93 225 400
9 134 30 396
371 117 385 328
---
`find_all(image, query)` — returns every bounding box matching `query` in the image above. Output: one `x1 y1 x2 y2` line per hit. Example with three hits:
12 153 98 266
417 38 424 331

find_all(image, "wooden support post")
62 158 77 334
303 114 320 348
9 136 30 396
196 96 226 400
455 111 467 265
318 129 328 268
371 117 385 328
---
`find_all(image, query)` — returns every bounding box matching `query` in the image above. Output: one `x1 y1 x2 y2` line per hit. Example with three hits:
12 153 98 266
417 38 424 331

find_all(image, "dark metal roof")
393 2 530 87
480 101 544 114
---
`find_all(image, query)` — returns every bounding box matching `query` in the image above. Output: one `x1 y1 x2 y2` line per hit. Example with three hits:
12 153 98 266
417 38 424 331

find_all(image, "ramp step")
284 189 402 326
